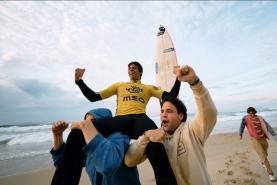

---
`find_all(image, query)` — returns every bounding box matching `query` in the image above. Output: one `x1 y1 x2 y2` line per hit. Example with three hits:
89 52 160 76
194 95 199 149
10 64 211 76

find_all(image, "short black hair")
247 107 257 114
128 61 143 76
161 96 187 122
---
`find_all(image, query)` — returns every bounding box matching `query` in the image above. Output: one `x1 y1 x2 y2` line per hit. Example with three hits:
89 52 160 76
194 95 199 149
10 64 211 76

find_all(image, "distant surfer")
71 61 180 185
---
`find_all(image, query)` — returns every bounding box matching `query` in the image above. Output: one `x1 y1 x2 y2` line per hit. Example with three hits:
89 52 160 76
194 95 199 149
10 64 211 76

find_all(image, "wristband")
189 76 200 86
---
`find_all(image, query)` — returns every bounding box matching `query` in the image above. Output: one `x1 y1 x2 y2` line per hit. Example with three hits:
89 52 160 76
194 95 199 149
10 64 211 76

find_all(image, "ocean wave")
7 132 53 145
152 108 277 123
0 108 276 147
217 108 277 122
0 137 13 145
5 130 70 145
0 150 49 161
0 124 52 134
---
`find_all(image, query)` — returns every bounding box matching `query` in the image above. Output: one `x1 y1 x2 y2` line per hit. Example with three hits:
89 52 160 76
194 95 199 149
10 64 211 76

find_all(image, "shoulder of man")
108 133 130 145
108 82 124 87
145 84 161 91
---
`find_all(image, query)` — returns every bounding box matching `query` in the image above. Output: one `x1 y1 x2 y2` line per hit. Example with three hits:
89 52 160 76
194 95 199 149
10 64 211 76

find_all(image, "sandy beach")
0 130 276 185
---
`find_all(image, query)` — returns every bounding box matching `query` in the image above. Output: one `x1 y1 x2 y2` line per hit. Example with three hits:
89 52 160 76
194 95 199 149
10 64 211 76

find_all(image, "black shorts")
93 113 158 139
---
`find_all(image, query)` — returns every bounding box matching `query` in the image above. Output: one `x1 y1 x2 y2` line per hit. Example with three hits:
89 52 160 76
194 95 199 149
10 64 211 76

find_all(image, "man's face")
160 101 183 134
248 112 255 117
128 64 141 81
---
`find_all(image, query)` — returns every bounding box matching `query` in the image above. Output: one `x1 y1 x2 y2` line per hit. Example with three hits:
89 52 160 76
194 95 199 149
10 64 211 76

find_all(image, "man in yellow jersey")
67 61 180 185
75 62 179 116
125 65 217 185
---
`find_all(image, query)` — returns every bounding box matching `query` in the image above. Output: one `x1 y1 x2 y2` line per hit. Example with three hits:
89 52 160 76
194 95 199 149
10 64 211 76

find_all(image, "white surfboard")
155 25 178 92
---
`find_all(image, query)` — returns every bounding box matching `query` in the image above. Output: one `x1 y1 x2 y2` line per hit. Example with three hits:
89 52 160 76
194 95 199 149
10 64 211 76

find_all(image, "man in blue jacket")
50 108 141 185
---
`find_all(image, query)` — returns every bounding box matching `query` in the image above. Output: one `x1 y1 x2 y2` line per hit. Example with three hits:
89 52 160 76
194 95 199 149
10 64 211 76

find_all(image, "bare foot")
52 120 68 150
52 120 68 136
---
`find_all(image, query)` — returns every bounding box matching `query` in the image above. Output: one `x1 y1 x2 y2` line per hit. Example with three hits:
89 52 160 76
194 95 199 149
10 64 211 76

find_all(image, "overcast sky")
1 1 277 123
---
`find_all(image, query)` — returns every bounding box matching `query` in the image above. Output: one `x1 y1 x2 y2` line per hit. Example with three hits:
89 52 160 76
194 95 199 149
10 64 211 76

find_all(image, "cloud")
1 1 277 122
13 79 59 98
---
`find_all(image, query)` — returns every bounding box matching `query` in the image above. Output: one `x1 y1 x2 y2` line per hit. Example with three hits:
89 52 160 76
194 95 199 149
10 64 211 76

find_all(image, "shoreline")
0 130 276 185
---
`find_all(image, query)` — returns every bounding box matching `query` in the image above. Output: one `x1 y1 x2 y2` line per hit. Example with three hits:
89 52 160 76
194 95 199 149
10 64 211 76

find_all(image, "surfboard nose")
157 25 166 36
159 25 165 32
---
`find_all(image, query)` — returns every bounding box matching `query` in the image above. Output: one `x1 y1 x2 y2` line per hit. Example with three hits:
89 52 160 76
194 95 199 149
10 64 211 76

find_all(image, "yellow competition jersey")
99 80 164 116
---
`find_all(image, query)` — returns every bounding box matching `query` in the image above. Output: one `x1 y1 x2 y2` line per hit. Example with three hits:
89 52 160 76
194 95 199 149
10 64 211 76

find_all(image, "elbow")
87 97 100 102
88 98 96 102
124 156 137 167
89 95 102 102
208 105 217 125
124 151 146 167
213 107 218 124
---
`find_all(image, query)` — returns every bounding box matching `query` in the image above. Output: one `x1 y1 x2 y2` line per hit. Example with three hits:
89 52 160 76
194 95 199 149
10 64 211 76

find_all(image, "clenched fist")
175 65 197 84
75 68 85 81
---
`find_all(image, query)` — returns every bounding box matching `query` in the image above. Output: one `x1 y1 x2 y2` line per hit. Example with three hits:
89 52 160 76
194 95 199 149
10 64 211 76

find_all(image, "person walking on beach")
239 107 277 182
50 108 140 185
72 61 180 185
124 65 218 185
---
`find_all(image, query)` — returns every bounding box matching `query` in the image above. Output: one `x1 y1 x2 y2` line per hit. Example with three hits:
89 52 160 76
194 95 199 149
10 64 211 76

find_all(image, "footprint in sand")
224 178 257 185
243 178 257 185
225 162 230 168
240 159 248 164
227 171 233 176
239 166 260 177
218 169 226 174
222 151 261 185
224 178 237 184
224 157 234 168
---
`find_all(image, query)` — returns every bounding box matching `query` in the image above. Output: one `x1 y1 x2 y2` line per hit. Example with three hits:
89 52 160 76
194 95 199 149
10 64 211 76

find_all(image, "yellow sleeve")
99 83 118 99
150 85 164 99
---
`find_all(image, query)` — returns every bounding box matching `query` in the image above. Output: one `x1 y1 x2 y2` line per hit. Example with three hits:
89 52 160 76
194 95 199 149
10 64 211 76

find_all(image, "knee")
145 142 165 158
69 129 83 139
66 129 85 146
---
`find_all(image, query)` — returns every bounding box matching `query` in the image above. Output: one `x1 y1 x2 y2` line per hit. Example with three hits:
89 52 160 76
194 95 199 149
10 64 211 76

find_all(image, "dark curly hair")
247 107 257 114
128 61 143 78
161 96 187 122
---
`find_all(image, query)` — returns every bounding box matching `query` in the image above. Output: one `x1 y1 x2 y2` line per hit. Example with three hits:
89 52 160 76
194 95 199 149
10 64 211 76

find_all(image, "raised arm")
161 78 181 99
75 68 118 102
75 79 102 102
75 68 102 102
177 65 217 143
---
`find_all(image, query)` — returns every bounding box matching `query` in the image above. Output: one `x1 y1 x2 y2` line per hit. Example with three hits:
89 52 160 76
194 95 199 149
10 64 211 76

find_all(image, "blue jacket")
51 132 141 185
